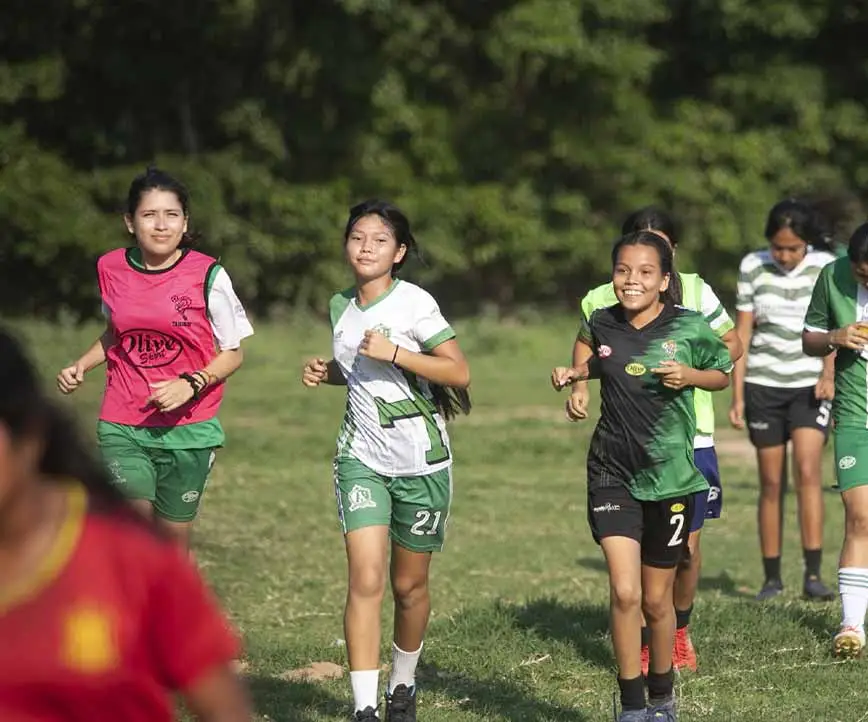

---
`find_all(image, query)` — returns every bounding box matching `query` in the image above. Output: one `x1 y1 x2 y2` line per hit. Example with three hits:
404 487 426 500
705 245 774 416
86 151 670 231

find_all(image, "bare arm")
728 311 753 428
183 664 252 722
803 330 834 357
683 368 730 392
57 324 115 393
720 328 744 364
392 339 470 388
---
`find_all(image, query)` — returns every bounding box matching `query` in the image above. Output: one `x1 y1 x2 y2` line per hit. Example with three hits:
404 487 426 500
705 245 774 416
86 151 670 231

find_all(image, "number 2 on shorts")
668 512 685 547
411 510 442 536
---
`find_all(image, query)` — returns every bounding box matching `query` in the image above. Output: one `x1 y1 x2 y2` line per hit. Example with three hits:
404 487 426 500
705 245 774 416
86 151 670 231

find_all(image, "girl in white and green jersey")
301 200 471 722
731 199 837 603
571 207 743 675
804 222 868 658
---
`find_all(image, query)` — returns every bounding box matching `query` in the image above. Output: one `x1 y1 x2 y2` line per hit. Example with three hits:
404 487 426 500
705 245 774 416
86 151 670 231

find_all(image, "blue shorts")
689 447 723 533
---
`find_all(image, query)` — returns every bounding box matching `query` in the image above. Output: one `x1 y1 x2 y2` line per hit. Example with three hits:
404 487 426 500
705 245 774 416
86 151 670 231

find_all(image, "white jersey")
331 280 456 476
736 248 835 388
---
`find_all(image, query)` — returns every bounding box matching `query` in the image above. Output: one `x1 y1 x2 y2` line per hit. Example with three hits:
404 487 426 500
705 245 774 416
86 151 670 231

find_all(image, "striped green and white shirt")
736 248 835 388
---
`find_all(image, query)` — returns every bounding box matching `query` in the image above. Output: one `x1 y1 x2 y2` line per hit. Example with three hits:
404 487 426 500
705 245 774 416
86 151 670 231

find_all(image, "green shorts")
333 456 452 553
835 428 868 492
98 425 217 522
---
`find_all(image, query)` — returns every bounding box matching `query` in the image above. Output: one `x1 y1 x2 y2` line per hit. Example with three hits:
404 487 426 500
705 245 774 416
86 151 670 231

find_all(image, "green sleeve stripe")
715 318 735 336
704 304 724 324
204 262 222 317
422 327 456 351
329 288 355 330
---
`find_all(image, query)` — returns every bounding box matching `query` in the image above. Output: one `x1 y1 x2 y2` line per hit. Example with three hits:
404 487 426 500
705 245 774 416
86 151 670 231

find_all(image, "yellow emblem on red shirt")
61 605 118 674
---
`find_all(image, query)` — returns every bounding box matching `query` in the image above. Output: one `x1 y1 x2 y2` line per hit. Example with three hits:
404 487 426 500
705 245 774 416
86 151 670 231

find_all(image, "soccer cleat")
353 706 379 721
616 709 647 722
803 575 835 601
647 696 677 721
384 684 416 722
672 626 697 672
755 578 783 601
640 644 650 677
833 625 865 659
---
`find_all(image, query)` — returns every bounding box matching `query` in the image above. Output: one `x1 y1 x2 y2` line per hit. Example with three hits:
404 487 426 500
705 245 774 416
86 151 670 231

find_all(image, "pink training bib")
97 248 225 427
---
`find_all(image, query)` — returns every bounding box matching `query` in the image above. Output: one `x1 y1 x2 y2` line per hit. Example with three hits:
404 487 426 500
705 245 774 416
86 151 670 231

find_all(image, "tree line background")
3 0 868 321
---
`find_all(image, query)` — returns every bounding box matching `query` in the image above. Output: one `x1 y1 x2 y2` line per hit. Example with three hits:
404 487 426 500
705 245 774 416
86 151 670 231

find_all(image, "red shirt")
0 485 240 722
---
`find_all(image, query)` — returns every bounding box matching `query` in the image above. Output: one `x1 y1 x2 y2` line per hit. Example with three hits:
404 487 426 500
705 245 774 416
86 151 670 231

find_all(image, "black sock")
646 668 674 704
618 675 646 711
762 556 781 582
676 605 693 630
803 548 822 579
641 626 651 647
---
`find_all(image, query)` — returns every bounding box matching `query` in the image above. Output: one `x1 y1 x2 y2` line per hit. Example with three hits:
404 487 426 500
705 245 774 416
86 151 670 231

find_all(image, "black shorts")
744 383 832 448
587 484 693 568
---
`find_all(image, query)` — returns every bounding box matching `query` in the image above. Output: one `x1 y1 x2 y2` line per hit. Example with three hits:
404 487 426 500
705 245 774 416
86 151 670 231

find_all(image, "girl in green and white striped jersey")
301 200 471 722
804 223 868 658
730 199 837 602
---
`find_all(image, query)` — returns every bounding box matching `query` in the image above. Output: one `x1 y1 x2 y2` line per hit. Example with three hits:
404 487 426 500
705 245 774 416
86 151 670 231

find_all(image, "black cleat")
353 706 379 721
755 578 783 601
384 684 417 722
803 575 835 601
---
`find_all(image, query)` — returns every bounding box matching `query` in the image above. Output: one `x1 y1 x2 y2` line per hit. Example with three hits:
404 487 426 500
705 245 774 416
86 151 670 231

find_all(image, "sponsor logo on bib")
120 329 183 368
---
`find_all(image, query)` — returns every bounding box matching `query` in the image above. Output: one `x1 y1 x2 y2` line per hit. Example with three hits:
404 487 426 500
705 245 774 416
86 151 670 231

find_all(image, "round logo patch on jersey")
839 456 857 471
598 345 613 358
670 502 686 514
624 362 646 376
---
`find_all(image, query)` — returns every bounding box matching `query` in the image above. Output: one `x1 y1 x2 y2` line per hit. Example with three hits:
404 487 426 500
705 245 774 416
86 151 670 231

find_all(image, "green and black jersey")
579 304 733 501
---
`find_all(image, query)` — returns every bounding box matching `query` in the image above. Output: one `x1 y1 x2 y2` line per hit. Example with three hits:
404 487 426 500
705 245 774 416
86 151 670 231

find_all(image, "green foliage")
2 0 867 319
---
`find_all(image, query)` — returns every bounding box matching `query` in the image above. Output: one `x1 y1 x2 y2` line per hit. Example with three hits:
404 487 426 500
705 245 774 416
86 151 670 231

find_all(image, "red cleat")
672 626 697 672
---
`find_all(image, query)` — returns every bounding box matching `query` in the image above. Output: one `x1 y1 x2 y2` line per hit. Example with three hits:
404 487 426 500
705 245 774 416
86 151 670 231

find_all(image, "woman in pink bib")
57 168 254 547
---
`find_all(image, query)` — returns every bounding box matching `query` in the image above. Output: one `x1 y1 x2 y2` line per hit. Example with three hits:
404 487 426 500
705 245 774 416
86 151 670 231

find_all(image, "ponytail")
430 384 472 422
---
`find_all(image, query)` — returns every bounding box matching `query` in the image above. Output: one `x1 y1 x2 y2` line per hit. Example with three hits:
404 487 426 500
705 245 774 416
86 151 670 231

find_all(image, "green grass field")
9 317 865 721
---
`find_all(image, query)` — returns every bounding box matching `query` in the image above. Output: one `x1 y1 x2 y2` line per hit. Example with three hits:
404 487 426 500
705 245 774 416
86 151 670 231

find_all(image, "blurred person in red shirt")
0 327 251 722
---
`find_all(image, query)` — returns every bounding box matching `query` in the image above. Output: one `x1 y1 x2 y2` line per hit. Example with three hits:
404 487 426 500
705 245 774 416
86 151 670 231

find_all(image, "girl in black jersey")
552 232 732 722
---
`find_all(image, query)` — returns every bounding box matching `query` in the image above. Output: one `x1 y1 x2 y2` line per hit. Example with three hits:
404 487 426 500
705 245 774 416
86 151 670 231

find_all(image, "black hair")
847 222 868 264
764 198 835 253
344 199 421 275
619 206 682 305
0 328 142 520
621 206 678 247
611 230 680 306
343 199 471 421
126 166 200 248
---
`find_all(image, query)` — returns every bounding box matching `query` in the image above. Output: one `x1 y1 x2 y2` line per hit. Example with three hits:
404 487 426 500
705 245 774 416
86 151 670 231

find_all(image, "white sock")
350 670 380 714
388 642 423 693
838 568 868 632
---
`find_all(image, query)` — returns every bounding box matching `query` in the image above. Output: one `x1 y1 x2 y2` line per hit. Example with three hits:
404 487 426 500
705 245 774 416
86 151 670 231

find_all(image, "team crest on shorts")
624 362 646 376
348 484 377 512
598 344 613 358
661 339 677 358
670 502 685 513
839 456 857 470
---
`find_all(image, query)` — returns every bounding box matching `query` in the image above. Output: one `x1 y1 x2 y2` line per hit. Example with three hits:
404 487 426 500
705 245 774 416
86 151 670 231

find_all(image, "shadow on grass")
575 555 608 574
418 661 592 722
699 571 751 598
781 603 839 645
507 596 614 670
248 674 346 722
